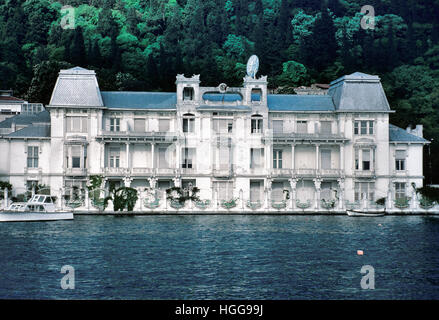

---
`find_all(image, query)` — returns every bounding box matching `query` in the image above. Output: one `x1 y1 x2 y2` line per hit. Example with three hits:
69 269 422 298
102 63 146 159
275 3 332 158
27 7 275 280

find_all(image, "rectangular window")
321 149 332 170
71 146 81 168
355 149 359 170
158 148 169 168
320 121 332 135
183 117 195 133
362 149 371 171
159 119 170 132
251 118 263 134
297 121 307 134
369 121 374 135
134 119 145 132
354 182 375 201
109 148 120 168
273 150 283 169
395 150 406 171
182 148 195 169
272 120 283 134
395 182 406 199
250 148 264 169
214 181 233 201
110 118 120 132
66 116 87 133
27 146 39 168
355 121 374 135
360 121 368 135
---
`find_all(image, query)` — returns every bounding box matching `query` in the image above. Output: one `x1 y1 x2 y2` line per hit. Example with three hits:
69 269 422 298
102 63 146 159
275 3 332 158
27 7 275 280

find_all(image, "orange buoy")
357 250 364 256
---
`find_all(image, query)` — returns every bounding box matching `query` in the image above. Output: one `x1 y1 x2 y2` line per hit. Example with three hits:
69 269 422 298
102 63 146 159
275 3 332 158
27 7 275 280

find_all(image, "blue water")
0 215 438 299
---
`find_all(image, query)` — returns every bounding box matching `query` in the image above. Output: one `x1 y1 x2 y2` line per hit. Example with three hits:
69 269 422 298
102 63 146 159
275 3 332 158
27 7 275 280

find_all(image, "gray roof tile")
7 125 50 137
49 67 104 107
389 124 429 143
0 110 50 128
101 92 177 109
329 72 391 112
267 95 335 111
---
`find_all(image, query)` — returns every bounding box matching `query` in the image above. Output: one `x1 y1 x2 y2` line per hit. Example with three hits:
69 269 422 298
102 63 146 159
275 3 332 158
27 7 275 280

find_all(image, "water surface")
0 215 438 299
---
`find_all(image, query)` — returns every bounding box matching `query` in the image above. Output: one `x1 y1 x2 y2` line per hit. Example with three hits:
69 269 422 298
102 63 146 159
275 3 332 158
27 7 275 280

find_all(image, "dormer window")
183 87 194 101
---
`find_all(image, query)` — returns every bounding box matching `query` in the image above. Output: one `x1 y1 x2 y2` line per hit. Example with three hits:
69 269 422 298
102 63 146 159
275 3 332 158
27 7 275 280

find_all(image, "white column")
314 178 321 210
126 142 130 169
340 144 345 172
101 142 106 171
289 178 297 210
291 144 295 171
315 144 320 173
151 143 155 169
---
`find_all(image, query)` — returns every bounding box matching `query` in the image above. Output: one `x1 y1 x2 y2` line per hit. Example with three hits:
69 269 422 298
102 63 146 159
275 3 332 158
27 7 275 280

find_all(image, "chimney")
415 125 423 138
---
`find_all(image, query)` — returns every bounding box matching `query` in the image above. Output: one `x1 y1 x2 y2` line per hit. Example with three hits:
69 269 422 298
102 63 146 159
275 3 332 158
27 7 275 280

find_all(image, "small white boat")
347 209 386 217
0 195 73 222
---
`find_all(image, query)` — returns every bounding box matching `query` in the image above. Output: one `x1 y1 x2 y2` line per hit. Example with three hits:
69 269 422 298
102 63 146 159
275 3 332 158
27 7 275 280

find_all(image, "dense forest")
1 0 439 181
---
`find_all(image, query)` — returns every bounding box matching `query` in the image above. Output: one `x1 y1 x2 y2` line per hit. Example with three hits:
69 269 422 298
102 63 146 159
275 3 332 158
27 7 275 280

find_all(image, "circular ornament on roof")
246 55 259 79
218 83 228 93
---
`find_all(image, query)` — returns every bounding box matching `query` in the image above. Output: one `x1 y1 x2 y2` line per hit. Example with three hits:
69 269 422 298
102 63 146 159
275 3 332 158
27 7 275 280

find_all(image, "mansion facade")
0 67 430 211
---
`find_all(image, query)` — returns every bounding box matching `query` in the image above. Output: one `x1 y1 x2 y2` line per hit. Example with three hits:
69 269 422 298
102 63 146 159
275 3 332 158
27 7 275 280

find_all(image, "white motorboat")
347 209 386 217
0 195 73 222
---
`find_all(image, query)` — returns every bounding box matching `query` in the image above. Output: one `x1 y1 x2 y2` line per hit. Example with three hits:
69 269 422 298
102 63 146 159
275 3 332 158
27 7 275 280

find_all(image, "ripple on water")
0 215 438 299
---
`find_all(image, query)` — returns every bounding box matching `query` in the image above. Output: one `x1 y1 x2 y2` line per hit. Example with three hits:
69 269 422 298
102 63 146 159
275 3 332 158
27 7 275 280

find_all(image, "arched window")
182 113 195 133
251 114 263 134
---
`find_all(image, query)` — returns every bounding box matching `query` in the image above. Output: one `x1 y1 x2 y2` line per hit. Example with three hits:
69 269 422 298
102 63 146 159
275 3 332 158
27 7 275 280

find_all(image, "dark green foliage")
110 187 138 212
1 0 439 183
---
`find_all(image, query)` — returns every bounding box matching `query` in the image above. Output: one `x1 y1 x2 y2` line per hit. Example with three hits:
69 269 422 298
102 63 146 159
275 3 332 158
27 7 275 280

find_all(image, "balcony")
213 165 234 178
104 167 130 175
98 131 178 142
271 168 292 177
65 168 87 176
157 168 177 175
354 170 376 178
266 132 348 143
320 169 342 177
131 168 154 176
293 169 317 177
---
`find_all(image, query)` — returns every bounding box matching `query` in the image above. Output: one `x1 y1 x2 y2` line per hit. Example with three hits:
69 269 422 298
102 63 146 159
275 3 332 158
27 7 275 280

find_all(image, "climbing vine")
111 187 139 212
166 186 200 204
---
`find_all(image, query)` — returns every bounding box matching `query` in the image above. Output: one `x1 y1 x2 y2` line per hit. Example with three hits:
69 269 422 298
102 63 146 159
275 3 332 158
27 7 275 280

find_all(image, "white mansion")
0 66 430 211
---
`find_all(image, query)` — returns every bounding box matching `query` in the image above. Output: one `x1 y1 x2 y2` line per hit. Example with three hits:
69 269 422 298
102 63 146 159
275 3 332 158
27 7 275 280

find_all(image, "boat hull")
347 210 385 217
0 211 74 222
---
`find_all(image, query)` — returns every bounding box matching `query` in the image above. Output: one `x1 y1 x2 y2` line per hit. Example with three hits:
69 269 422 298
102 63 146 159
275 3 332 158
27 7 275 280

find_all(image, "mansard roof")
267 95 335 112
0 110 50 128
389 124 429 143
328 72 391 112
7 124 50 138
49 67 104 107
101 92 177 110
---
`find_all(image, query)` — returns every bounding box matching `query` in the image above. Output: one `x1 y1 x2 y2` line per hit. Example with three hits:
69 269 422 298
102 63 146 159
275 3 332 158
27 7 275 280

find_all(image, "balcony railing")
293 169 317 176
65 168 87 176
132 168 154 175
213 166 234 177
271 168 292 177
354 170 376 177
104 167 130 175
320 169 342 177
